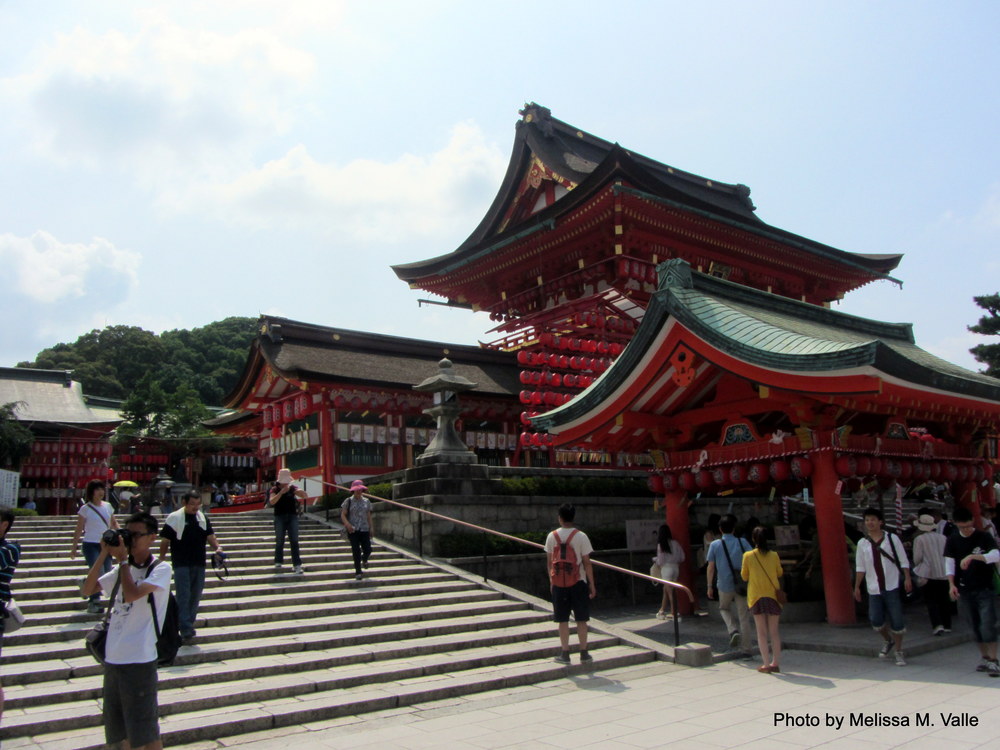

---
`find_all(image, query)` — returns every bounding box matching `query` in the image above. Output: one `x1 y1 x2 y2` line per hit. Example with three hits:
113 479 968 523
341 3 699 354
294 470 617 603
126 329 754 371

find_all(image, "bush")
320 482 393 510
497 476 651 498
8 507 39 517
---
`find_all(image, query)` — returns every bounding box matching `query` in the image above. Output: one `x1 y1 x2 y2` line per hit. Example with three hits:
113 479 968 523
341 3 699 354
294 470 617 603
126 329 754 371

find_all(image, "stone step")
3 645 651 749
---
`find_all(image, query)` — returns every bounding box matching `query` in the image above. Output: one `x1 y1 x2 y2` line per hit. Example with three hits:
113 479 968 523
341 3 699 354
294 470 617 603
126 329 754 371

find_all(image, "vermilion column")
664 488 693 614
955 480 982 528
811 448 856 625
318 399 336 492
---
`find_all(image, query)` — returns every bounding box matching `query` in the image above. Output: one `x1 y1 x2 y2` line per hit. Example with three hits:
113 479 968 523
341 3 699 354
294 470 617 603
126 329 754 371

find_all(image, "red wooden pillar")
318 398 336 493
664 488 693 615
812 448 856 625
955 480 982 528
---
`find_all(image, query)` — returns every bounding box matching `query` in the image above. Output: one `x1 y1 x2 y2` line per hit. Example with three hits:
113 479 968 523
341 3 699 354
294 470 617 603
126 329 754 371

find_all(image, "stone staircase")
0 513 656 749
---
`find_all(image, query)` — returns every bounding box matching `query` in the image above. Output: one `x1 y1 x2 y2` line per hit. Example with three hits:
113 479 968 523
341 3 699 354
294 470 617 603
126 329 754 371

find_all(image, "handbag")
84 571 122 665
649 562 661 584
722 538 748 597
2 598 25 633
753 550 787 606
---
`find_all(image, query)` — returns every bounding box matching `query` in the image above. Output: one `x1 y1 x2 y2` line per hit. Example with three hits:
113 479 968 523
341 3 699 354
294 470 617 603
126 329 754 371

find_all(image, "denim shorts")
958 587 998 644
868 587 906 634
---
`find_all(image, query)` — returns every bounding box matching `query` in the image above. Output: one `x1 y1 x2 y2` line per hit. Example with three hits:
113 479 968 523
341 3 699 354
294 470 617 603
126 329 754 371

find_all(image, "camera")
101 528 133 547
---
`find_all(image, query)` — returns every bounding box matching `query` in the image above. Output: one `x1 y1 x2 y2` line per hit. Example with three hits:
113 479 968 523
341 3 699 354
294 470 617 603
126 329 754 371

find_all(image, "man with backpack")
544 504 596 665
82 512 172 750
854 507 912 666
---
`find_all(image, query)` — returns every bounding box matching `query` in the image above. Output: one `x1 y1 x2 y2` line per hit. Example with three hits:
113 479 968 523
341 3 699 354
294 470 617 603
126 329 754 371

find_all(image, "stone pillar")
812 448 856 625
664 488 693 614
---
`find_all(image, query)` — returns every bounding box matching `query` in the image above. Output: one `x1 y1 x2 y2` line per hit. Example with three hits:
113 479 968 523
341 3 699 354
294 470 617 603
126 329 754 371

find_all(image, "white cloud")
176 120 507 242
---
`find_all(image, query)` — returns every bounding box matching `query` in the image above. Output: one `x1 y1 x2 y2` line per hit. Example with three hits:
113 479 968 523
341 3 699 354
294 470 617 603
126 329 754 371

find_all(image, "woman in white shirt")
653 523 686 619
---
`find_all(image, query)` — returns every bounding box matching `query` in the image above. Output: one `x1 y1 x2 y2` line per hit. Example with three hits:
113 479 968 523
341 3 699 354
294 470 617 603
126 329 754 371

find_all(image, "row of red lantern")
262 395 313 427
116 454 169 467
835 455 995 483
648 457 815 493
517 350 617 370
518 370 600 388
616 258 658 285
536 333 629 353
20 464 108 480
519 431 556 447
519 390 575 407
31 441 113 457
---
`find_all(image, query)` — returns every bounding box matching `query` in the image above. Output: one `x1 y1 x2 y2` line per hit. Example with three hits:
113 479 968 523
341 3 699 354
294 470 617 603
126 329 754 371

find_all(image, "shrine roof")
532 260 1000 432
392 103 902 283
224 316 520 408
0 367 122 425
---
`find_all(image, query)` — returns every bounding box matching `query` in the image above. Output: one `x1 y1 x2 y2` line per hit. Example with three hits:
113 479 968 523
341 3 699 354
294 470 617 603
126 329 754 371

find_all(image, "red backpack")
550 528 580 587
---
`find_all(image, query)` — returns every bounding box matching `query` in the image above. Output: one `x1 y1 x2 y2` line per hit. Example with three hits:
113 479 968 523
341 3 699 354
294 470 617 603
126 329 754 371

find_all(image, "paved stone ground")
170 612 999 750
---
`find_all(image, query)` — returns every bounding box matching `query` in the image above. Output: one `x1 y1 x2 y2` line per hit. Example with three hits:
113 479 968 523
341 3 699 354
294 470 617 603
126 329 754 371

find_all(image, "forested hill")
17 317 258 406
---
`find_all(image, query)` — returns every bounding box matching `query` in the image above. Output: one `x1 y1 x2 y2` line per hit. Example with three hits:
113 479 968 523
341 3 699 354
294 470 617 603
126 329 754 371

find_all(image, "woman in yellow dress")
741 526 784 673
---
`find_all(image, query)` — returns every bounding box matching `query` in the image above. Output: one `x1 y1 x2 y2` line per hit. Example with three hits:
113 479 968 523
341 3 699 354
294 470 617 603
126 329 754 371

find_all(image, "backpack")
146 560 182 667
549 528 581 587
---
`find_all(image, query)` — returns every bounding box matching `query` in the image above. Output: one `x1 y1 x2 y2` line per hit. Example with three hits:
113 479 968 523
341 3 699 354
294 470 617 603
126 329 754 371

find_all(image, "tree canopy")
0 402 34 469
18 317 257 405
969 293 1000 378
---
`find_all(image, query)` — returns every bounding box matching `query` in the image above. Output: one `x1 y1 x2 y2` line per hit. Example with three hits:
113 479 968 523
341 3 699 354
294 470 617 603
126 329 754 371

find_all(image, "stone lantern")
413 358 477 465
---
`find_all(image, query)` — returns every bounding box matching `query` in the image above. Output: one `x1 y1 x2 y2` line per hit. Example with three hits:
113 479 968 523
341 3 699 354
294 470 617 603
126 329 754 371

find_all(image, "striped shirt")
0 537 22 603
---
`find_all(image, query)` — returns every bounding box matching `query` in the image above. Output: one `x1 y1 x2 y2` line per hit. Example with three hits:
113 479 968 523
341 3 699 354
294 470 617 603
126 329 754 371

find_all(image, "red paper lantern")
855 456 871 476
729 465 747 484
973 464 985 483
711 467 729 486
898 460 913 481
519 371 533 385
944 463 958 482
884 459 902 478
957 464 970 482
695 469 714 490
263 409 273 428
678 471 697 491
928 461 942 480
648 474 665 494
835 455 857 477
748 463 769 484
791 456 813 479
519 432 532 446
517 350 532 365
662 474 678 492
770 460 791 482
869 457 883 476
271 426 281 439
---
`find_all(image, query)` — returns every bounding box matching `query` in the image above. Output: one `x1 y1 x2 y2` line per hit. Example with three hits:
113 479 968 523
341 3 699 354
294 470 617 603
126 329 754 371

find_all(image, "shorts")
751 597 782 616
958 587 998 644
552 581 590 623
103 661 161 747
867 588 906 634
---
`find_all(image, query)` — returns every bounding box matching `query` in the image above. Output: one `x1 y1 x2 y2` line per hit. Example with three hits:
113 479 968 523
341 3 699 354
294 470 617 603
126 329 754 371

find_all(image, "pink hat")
350 479 368 493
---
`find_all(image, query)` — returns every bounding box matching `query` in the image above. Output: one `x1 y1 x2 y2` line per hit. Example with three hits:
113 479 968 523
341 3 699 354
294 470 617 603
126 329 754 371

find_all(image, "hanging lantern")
898 460 913 481
730 464 748 485
263 408 273 428
519 432 532 446
883 459 902 478
791 456 813 479
855 456 871 476
648 474 665 494
517 350 532 366
678 471 697 491
911 462 926 481
835 455 857 477
519 371 533 385
748 463 769 484
283 401 294 421
333 395 347 408
271 426 281 439
869 457 883 476
943 463 958 481
957 464 970 482
973 464 985 483
711 467 729 486
662 474 678 492
770 460 791 482
694 469 714 490
519 391 533 404
928 461 942 480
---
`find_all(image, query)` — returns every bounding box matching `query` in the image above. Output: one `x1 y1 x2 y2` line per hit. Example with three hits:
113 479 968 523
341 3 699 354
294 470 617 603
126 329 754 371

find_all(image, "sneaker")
894 651 907 667
362 557 370 570
274 564 283 572
942 628 952 633
976 659 990 672
987 660 1000 678
729 631 741 649
554 651 570 665
294 565 305 574
86 602 104 615
355 573 363 580
878 640 894 659
579 650 593 663
933 625 945 636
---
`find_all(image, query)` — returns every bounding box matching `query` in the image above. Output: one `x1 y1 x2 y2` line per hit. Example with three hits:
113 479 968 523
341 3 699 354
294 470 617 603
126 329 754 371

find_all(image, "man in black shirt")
945 506 1000 676
159 491 222 642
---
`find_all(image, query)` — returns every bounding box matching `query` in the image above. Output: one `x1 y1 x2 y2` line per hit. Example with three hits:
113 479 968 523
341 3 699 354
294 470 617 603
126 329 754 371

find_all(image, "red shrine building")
392 103 1000 624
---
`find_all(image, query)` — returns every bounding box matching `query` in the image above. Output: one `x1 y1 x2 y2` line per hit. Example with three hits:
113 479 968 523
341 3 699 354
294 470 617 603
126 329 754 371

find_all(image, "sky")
1 1 998 375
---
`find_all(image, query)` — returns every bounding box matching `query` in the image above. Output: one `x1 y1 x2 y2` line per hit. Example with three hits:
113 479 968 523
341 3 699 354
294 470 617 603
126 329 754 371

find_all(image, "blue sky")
1 1 998 374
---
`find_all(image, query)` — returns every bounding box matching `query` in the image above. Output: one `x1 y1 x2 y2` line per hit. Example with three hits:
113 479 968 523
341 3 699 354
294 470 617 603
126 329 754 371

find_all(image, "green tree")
969 293 1000 378
0 402 34 470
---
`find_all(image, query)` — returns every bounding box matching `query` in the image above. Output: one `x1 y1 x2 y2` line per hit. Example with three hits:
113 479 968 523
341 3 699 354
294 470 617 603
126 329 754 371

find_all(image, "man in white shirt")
82 512 171 750
544 504 596 665
854 508 912 666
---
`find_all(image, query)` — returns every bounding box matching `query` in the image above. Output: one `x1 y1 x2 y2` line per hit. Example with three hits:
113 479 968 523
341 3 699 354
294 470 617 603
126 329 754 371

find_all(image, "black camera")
101 528 133 547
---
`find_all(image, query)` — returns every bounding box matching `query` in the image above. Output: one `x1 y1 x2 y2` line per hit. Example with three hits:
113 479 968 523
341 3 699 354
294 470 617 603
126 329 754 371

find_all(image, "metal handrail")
317 478 694 648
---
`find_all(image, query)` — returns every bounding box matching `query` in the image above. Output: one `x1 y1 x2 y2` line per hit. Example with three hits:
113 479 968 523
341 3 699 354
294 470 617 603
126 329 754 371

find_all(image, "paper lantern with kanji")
648 474 665 494
957 464 970 482
835 455 857 477
747 463 769 484
729 465 748 485
943 463 958 482
769 460 791 482
973 464 986 483
868 457 883 476
928 461 942 480
898 460 913 482
695 469 715 490
855 456 872 476
791 456 813 480
662 473 678 492
678 471 697 491
711 467 729 486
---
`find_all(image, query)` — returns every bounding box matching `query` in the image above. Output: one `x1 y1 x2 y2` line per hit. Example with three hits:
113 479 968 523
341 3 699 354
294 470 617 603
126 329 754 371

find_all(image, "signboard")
625 519 662 551
0 469 19 509
773 524 801 549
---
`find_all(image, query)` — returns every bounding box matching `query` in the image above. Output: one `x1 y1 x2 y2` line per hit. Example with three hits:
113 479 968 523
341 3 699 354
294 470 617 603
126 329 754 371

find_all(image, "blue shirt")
706 534 750 592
